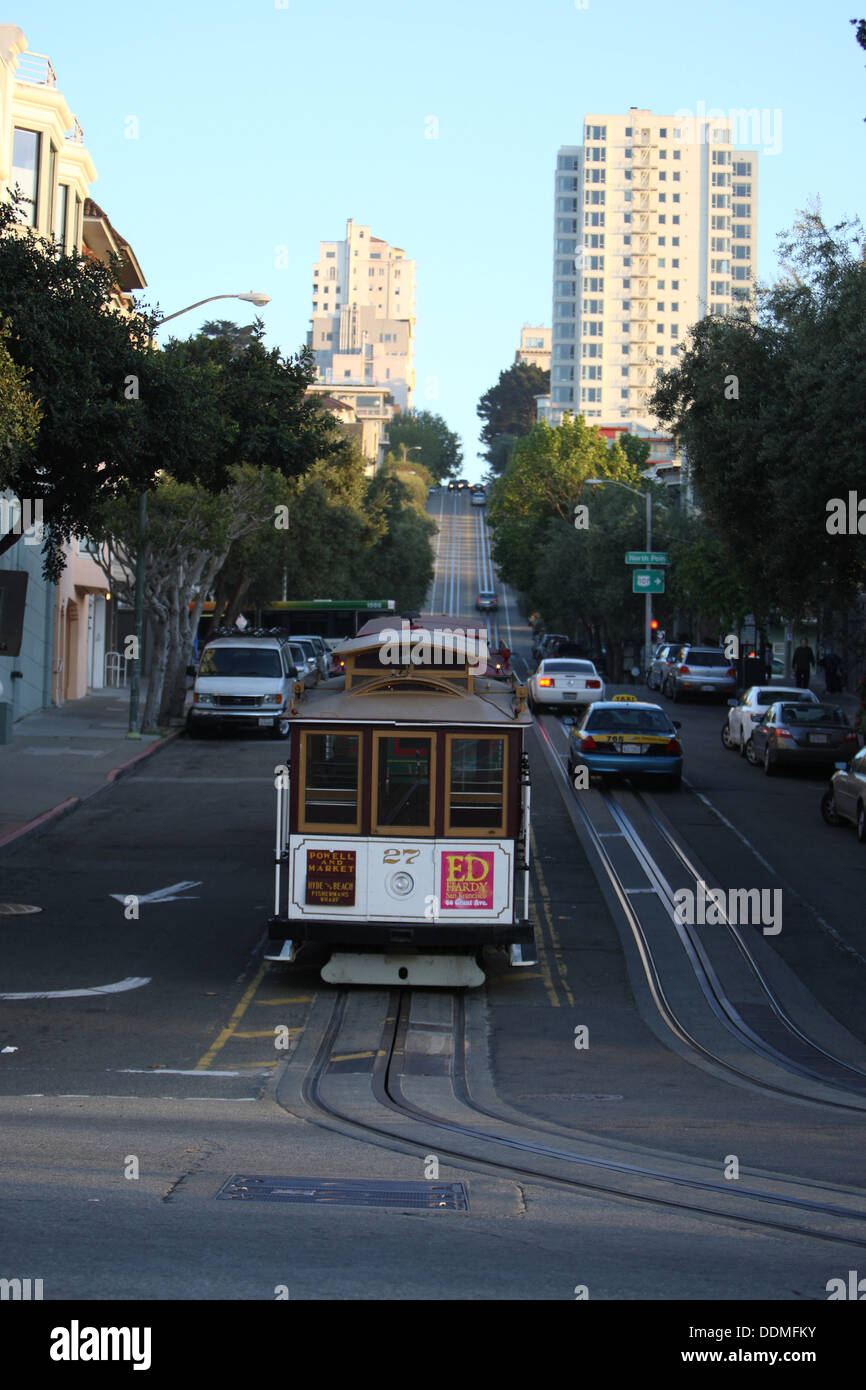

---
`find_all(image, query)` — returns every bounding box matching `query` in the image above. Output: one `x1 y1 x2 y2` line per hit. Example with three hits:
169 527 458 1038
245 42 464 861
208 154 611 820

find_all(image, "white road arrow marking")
109 881 202 905
0 976 151 1000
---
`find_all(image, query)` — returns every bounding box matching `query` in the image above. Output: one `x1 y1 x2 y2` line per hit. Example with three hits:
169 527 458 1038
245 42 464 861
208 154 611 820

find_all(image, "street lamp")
126 290 271 737
584 477 660 678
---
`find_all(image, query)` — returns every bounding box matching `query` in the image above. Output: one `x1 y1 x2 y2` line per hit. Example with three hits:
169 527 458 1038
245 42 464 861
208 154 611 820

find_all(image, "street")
1 490 864 1306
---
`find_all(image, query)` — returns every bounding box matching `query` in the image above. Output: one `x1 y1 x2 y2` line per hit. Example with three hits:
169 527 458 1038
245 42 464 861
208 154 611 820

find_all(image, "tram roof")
292 678 532 727
347 613 490 652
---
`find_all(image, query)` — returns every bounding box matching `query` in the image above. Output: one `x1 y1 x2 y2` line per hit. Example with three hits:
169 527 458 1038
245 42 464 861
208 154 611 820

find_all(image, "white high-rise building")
308 217 416 413
546 109 758 429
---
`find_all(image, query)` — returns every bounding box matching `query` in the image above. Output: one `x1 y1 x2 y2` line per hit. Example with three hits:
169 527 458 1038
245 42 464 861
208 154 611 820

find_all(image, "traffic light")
650 619 659 633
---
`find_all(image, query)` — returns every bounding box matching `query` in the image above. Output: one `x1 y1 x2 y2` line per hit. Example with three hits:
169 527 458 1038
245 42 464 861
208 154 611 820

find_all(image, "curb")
0 796 81 851
104 727 183 785
0 727 183 852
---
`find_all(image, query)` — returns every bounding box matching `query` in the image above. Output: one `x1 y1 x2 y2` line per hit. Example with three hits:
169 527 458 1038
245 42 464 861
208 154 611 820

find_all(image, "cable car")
266 614 536 987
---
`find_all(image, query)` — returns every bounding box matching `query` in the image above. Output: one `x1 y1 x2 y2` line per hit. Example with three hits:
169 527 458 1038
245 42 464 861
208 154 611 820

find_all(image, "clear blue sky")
27 0 866 468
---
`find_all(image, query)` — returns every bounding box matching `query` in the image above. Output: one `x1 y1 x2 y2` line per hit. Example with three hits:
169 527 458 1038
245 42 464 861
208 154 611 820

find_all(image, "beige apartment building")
0 25 146 716
308 218 416 416
515 324 551 371
544 108 758 439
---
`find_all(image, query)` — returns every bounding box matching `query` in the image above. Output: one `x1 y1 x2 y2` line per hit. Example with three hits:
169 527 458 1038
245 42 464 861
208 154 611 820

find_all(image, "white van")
187 633 301 739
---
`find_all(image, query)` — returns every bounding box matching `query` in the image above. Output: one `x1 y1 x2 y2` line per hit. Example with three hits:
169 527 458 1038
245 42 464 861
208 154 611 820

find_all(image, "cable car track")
279 985 866 1250
533 715 866 1113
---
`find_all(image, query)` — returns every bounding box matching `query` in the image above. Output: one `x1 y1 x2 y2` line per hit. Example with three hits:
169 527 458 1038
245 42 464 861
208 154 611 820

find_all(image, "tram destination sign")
625 551 669 566
305 848 356 906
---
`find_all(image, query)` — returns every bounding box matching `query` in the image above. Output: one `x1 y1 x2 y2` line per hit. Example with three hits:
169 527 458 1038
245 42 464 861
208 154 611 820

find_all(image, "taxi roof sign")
611 693 639 701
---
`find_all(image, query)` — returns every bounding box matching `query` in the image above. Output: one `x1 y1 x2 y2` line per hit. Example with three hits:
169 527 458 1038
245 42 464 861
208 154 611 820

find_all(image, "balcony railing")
65 117 85 145
15 51 58 86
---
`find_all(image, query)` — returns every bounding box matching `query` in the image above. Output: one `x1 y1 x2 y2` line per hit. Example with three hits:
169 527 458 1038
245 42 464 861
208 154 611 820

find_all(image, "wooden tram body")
266 615 536 987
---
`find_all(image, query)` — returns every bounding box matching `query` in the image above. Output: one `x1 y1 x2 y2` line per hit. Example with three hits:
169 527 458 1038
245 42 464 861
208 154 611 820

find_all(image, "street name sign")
625 551 669 565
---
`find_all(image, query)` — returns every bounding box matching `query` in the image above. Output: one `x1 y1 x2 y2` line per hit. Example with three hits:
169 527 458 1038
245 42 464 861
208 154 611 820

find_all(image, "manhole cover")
0 904 42 916
216 1176 469 1210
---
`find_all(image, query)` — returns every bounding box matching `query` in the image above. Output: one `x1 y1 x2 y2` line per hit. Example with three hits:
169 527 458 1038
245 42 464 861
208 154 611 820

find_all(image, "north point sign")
379 621 489 672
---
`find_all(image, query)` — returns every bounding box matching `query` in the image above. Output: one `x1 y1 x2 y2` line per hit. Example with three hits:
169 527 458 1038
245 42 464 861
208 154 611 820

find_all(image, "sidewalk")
0 688 182 849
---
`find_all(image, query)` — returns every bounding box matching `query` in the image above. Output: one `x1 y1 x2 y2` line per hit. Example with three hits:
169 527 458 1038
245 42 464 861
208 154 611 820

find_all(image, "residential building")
304 384 394 475
308 218 416 421
515 324 551 371
546 108 758 439
0 26 145 719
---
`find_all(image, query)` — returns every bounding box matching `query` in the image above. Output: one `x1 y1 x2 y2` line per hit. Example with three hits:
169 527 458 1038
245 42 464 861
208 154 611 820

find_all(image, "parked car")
568 698 683 789
751 701 859 776
475 590 498 611
289 634 328 680
528 658 604 713
187 633 300 739
821 747 866 841
722 684 819 762
646 642 677 691
662 646 737 702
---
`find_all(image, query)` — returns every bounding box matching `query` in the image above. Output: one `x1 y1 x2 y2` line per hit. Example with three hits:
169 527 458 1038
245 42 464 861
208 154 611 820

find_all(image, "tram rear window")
447 737 505 833
374 734 433 832
302 733 360 829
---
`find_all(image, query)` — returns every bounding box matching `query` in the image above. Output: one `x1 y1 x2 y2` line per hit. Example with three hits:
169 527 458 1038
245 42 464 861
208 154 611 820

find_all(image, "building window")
671 281 679 290
672 215 680 224
12 128 41 227
54 182 69 248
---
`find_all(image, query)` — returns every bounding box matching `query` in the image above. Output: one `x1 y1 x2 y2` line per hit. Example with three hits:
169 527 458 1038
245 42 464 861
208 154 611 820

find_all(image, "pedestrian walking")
822 649 842 694
792 638 815 690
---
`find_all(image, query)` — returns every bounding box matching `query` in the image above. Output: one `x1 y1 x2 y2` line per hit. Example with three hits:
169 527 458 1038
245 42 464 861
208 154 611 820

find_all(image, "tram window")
446 737 506 834
301 732 360 830
373 733 433 833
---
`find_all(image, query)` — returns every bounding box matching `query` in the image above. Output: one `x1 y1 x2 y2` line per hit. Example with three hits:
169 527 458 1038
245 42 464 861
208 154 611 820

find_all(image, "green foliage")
617 432 652 469
0 320 40 485
650 209 866 619
361 468 436 610
0 204 344 577
477 362 550 468
385 409 462 481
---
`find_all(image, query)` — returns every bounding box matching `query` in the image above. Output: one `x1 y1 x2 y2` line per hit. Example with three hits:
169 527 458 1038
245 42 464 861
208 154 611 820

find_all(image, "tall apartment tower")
308 218 416 412
547 109 758 427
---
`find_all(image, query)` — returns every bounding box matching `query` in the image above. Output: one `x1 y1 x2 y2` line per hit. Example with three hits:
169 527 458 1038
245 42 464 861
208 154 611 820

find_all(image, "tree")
199 319 260 356
385 410 462 481
477 362 550 469
0 197 154 574
649 210 866 622
0 321 40 488
617 432 652 470
854 17 866 117
360 468 436 610
0 204 345 577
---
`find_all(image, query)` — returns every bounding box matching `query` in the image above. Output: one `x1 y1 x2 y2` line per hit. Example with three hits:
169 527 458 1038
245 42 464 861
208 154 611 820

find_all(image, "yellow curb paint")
232 1028 303 1039
195 962 268 1071
531 826 574 1008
